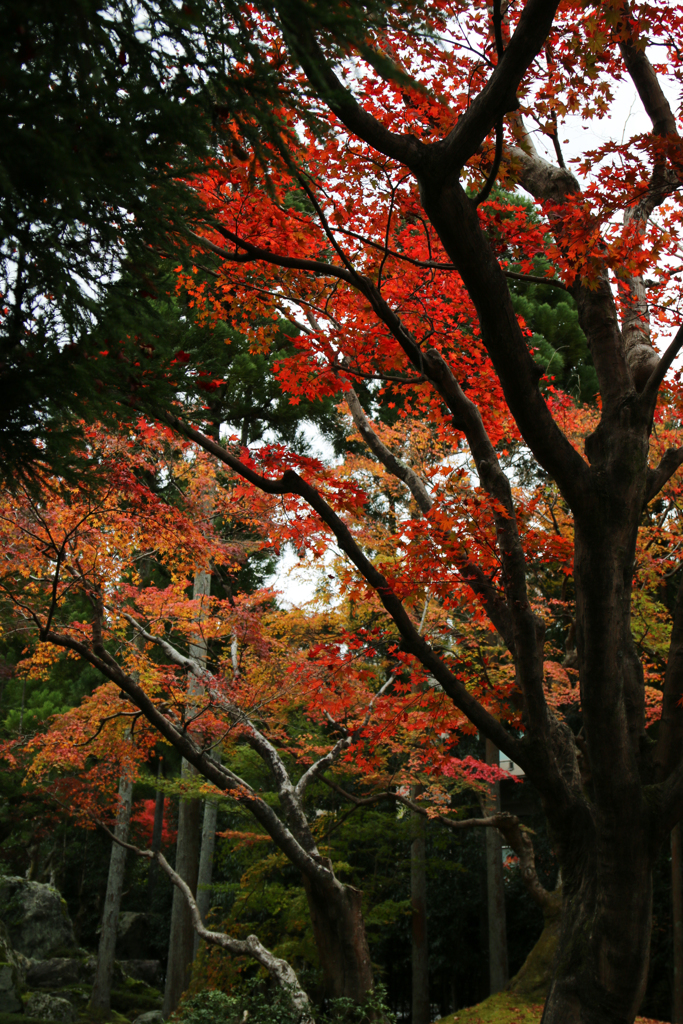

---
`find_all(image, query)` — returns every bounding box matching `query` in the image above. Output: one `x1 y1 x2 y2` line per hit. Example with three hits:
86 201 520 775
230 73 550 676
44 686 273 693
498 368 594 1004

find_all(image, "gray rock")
26 955 98 988
120 959 163 988
0 920 25 1013
132 1012 163 1024
0 876 77 959
25 991 75 1022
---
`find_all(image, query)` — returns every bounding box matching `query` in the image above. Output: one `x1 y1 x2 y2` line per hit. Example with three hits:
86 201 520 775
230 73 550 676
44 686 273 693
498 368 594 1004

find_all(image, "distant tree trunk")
162 766 201 1017
163 568 209 1016
411 785 430 1024
147 757 165 903
193 752 220 959
673 824 683 1024
484 739 508 994
163 569 210 1015
90 773 133 1013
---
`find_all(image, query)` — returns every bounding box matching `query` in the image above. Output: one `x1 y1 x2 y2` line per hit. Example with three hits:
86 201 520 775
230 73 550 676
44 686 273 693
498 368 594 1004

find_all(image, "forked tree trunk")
301 871 374 1003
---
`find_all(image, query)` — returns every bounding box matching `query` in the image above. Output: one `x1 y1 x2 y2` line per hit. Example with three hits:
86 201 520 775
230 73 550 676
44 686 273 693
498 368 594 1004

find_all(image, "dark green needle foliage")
510 278 598 404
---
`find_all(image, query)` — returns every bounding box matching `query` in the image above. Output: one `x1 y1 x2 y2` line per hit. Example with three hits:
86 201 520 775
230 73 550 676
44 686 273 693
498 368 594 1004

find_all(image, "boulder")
0 921 24 1014
116 912 153 959
120 959 163 988
0 876 76 959
132 1012 163 1024
26 955 98 989
25 991 76 1021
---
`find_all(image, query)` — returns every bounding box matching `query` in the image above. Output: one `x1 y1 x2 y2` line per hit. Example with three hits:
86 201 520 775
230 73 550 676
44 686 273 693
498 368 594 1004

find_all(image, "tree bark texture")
147 757 165 903
90 773 133 1012
484 740 508 994
193 787 219 959
162 766 201 1017
673 824 683 1024
163 567 209 1012
301 871 374 1003
411 786 430 1024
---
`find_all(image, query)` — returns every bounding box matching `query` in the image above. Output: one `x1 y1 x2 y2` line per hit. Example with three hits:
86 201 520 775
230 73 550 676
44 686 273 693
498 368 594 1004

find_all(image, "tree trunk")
673 824 683 1024
509 888 562 1003
148 757 165 903
411 786 430 1024
163 567 209 1013
193 789 219 958
90 773 133 1013
484 740 508 994
162 765 201 1017
541 835 652 1024
301 870 374 1004
539 503 655 1024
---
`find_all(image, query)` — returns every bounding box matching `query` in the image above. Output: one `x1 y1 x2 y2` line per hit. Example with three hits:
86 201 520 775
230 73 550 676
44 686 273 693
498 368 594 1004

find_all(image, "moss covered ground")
436 990 668 1024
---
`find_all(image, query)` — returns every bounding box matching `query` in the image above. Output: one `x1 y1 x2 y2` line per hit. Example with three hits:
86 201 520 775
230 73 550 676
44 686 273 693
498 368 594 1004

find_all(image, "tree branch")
99 823 314 1023
322 778 555 912
160 411 561 786
644 446 683 506
42 628 338 891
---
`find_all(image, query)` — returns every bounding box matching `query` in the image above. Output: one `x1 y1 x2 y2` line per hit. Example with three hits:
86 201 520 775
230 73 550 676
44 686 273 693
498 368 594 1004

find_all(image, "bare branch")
345 386 432 514
322 778 554 912
99 823 314 1023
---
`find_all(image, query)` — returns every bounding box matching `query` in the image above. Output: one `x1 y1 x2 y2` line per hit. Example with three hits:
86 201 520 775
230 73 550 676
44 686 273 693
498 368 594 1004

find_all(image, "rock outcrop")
0 875 163 1019
0 877 77 960
0 921 24 1013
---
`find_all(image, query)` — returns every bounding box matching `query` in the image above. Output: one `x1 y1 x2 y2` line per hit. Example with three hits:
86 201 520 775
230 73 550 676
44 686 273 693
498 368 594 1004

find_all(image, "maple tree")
139 2 683 1022
5 0 683 1019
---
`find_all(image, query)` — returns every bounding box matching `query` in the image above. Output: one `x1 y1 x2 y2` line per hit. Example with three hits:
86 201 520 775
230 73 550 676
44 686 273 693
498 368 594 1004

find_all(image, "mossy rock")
438 991 544 1024
0 1014 56 1024
109 988 162 1014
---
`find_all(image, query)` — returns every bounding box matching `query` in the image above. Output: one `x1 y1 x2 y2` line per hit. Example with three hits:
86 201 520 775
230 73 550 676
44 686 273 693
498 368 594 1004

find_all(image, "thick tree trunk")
673 824 683 1024
484 740 508 994
542 503 654 1024
411 787 430 1024
162 766 201 1017
541 839 652 1024
301 871 374 1003
90 774 133 1013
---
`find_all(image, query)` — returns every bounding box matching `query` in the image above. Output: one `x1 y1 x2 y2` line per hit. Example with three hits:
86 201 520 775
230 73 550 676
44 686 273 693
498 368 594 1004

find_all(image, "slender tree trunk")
411 785 430 1024
673 824 683 1024
90 773 133 1013
193 772 219 959
162 764 201 1017
301 871 374 1003
484 739 508 994
148 757 165 903
163 568 209 1014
